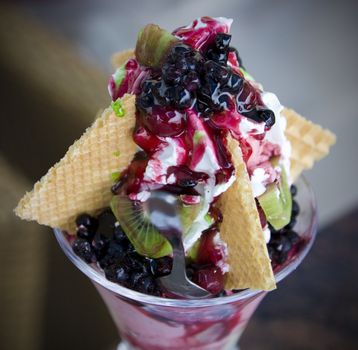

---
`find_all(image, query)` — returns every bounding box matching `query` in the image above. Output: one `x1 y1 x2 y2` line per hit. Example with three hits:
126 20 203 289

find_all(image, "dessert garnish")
15 17 336 296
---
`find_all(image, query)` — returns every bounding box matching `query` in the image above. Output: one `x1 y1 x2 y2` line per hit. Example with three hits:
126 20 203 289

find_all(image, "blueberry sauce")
70 17 305 297
109 17 280 209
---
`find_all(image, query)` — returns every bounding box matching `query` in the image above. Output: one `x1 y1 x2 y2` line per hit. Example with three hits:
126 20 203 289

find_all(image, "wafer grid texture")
217 135 276 291
15 94 137 233
282 108 336 180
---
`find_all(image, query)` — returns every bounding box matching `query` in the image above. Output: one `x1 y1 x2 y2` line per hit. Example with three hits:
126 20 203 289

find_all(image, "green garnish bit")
112 150 121 157
193 131 205 144
111 171 121 182
240 67 255 82
204 213 214 226
111 98 125 117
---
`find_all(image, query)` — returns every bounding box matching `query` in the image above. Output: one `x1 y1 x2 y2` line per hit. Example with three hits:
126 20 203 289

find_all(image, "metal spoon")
145 191 212 299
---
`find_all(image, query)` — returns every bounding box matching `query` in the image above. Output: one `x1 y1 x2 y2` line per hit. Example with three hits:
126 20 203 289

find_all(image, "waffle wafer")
217 134 276 291
283 108 336 180
15 94 137 233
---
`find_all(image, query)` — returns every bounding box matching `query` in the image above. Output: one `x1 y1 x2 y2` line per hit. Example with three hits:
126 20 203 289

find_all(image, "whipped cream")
251 167 270 197
263 225 271 244
143 137 186 185
262 92 292 184
213 232 229 273
236 91 292 196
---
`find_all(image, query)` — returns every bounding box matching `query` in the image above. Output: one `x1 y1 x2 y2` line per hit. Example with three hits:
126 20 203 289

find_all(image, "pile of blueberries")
72 209 172 296
136 33 274 126
267 185 301 266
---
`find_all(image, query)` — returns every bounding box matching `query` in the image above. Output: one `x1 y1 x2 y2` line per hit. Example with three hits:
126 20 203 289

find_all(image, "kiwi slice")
135 24 179 68
110 195 202 258
258 167 292 230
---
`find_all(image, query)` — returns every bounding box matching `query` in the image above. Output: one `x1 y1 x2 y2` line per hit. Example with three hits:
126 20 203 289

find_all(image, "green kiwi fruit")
135 24 178 68
258 166 292 230
110 195 202 258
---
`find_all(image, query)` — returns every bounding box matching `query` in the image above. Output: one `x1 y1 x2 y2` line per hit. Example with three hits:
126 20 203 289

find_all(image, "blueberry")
200 77 219 100
224 73 243 94
92 233 109 260
292 200 300 217
196 100 212 117
164 86 176 101
278 236 292 254
76 214 98 241
268 245 276 260
204 60 230 84
135 276 158 295
214 33 231 51
123 252 146 272
162 64 181 85
258 109 275 128
182 71 200 91
268 234 292 267
205 48 228 65
97 209 117 237
217 93 230 110
171 43 193 57
178 178 198 188
286 230 300 245
76 213 98 231
129 271 147 286
98 240 126 268
290 184 297 197
285 217 297 229
150 256 173 277
104 265 129 285
276 251 288 264
73 238 95 263
242 108 275 128
136 93 154 110
174 57 188 72
141 79 154 93
173 87 192 110
113 223 128 243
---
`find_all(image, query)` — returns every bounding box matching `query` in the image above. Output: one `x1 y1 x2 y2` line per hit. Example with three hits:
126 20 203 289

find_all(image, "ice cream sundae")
15 16 335 298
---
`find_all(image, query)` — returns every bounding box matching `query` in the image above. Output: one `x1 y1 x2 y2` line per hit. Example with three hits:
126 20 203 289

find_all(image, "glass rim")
54 176 317 308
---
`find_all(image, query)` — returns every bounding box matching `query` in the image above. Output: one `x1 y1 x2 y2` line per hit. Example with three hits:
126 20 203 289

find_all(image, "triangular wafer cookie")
217 134 276 291
283 108 336 180
15 94 137 233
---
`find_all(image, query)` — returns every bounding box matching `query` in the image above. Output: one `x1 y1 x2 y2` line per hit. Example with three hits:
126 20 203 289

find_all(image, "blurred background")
0 0 357 349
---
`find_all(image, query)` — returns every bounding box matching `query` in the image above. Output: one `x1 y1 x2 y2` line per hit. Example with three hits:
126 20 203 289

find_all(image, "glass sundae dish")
15 17 335 350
